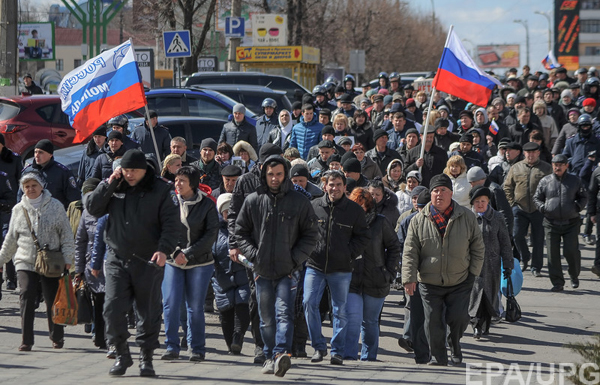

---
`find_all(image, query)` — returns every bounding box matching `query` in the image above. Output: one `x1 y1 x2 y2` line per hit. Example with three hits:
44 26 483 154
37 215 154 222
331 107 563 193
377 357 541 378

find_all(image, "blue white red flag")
489 120 499 135
542 50 561 70
432 29 502 107
59 40 147 143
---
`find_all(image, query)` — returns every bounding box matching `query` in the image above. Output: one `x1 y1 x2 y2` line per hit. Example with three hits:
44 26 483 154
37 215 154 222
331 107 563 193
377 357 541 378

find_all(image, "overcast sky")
416 0 554 73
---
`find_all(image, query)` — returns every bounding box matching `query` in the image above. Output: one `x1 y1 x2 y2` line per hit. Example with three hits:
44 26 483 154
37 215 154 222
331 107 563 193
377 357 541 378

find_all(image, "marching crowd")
1 65 599 377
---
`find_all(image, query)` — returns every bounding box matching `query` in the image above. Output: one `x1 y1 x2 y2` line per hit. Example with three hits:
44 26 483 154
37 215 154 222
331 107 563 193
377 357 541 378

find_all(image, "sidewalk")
1 242 599 384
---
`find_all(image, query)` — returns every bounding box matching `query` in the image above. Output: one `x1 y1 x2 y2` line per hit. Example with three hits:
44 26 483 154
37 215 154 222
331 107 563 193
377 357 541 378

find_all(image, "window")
581 20 600 33
190 121 224 148
582 0 600 10
187 96 231 120
165 123 186 141
36 104 58 123
146 96 182 116
74 59 82 68
56 59 63 71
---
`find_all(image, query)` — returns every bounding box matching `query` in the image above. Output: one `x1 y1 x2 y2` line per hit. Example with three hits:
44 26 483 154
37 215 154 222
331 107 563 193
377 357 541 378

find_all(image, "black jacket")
308 194 371 273
85 165 180 260
365 147 402 176
350 212 402 298
435 131 461 152
227 164 261 249
92 146 127 180
404 144 448 188
174 192 219 267
509 120 540 145
0 147 22 194
219 119 258 152
78 141 105 187
191 159 222 190
20 159 81 209
350 121 375 150
235 156 319 280
131 123 172 160
485 180 514 234
534 172 587 223
375 188 400 226
255 114 278 148
587 167 600 216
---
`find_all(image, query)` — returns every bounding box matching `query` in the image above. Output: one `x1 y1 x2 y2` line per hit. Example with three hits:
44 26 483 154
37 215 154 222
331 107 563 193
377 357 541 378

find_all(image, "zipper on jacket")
325 202 334 274
271 195 277 275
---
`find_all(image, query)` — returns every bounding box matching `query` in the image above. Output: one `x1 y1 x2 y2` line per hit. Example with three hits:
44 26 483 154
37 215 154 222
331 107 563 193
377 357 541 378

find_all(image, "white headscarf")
278 109 293 148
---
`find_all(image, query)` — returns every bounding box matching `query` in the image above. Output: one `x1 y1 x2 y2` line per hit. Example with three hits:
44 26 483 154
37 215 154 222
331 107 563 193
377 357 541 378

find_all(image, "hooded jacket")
78 140 105 187
267 109 293 149
227 164 262 249
235 155 319 279
0 190 75 272
92 144 127 180
308 191 371 273
375 188 400 226
382 158 404 192
85 164 180 260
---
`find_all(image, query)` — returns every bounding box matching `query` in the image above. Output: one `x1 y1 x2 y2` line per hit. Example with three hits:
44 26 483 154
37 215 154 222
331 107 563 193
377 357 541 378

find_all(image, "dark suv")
191 85 292 116
183 71 307 102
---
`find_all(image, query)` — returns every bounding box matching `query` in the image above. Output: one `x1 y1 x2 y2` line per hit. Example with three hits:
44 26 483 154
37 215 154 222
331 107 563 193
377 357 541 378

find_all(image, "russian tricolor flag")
433 29 502 108
542 50 561 70
59 40 147 143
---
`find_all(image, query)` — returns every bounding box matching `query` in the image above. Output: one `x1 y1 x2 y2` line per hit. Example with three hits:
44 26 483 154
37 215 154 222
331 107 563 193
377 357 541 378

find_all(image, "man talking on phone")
87 149 180 377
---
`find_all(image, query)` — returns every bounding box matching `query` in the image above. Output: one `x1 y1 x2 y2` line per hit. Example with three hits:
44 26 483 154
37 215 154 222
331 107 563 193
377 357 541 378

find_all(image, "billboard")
18 22 55 61
555 0 580 70
475 45 520 68
252 14 287 46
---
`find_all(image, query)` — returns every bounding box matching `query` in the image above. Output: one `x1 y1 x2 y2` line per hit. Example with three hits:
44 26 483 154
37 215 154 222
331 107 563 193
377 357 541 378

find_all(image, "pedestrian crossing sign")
163 30 192 58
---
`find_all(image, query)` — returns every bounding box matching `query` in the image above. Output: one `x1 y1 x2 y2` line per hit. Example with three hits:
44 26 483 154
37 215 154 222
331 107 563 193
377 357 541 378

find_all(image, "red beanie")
583 98 596 108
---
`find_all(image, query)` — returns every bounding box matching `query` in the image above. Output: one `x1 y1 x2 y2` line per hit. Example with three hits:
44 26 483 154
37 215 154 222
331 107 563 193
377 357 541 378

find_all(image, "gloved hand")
503 268 512 280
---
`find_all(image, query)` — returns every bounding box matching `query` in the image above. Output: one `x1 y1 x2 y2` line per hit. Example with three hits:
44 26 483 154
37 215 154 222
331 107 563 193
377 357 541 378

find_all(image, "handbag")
23 208 64 278
504 275 522 323
501 257 523 297
75 280 94 325
52 273 78 326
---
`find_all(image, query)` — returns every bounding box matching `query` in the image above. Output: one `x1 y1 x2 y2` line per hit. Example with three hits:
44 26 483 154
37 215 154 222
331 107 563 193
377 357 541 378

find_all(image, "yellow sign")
236 46 320 64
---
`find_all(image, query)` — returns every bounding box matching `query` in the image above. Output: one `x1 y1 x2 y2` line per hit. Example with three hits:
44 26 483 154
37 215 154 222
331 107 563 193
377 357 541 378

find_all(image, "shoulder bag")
505 275 522 323
23 207 64 278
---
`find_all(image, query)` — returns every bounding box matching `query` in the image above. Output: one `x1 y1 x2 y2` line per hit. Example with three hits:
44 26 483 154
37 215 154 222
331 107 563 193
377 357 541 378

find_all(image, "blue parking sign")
225 17 245 38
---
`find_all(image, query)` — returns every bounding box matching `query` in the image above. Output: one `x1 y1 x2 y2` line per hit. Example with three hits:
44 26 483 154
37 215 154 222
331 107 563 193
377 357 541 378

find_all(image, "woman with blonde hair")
443 155 470 207
161 154 182 182
332 113 351 136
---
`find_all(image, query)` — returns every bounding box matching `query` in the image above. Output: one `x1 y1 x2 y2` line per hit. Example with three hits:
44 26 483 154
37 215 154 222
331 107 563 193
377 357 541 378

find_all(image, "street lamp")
514 19 530 67
534 10 552 53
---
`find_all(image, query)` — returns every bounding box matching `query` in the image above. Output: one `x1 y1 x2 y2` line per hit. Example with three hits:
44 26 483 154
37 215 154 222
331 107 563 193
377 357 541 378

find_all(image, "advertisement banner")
476 45 520 68
252 14 287 46
18 22 55 61
555 0 580 70
236 46 320 63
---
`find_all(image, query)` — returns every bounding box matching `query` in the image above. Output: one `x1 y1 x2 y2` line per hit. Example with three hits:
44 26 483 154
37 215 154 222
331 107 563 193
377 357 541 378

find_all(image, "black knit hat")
92 126 107 137
82 177 101 194
327 153 342 166
35 139 54 155
373 129 389 142
340 151 357 166
343 158 362 173
322 125 335 135
201 138 217 152
120 149 147 169
221 165 242 176
259 143 283 163
107 130 124 142
429 174 453 192
417 190 431 207
469 185 491 204
290 164 310 179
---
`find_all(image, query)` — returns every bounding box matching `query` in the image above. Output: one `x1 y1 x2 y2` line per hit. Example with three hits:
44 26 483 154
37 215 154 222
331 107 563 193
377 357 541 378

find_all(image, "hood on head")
387 158 403 178
475 107 488 124
260 155 291 193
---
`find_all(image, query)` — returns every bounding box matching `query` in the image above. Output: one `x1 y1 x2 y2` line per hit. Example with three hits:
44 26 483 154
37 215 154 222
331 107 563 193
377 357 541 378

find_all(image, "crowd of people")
0 65 599 377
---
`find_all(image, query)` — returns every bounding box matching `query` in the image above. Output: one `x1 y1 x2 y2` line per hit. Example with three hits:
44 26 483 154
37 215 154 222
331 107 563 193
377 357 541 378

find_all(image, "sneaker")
330 354 343 365
261 359 274 374
592 265 600 278
397 337 414 353
274 354 291 377
531 268 541 278
311 349 326 363
253 345 266 364
588 235 596 245
189 352 204 362
161 350 180 360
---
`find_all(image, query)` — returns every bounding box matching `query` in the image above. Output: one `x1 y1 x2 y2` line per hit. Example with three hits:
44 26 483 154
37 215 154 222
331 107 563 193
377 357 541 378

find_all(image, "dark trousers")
91 291 106 347
404 284 430 363
17 270 63 346
103 251 164 350
245 268 264 350
5 260 16 283
544 218 581 287
513 207 545 270
219 303 250 351
420 275 474 364
595 215 600 267
293 266 308 351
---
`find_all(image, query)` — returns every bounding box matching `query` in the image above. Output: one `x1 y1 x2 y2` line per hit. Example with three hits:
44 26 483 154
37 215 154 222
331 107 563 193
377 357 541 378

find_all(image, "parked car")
0 94 143 161
183 71 308 102
42 116 229 177
143 88 257 125
191 85 293 116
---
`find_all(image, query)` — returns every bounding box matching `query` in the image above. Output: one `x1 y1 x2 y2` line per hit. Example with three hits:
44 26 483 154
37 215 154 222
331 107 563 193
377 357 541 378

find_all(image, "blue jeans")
303 267 352 356
513 207 545 270
254 273 297 359
344 292 386 361
162 263 214 354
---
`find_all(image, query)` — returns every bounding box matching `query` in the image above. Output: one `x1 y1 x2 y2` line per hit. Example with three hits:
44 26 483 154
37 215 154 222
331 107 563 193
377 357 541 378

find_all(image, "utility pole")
0 0 18 96
227 0 241 71
534 10 552 53
514 19 529 67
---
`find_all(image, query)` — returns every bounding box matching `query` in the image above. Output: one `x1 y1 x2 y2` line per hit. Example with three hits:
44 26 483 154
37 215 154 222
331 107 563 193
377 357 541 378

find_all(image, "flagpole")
418 25 454 174
418 86 437 174
144 104 163 167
